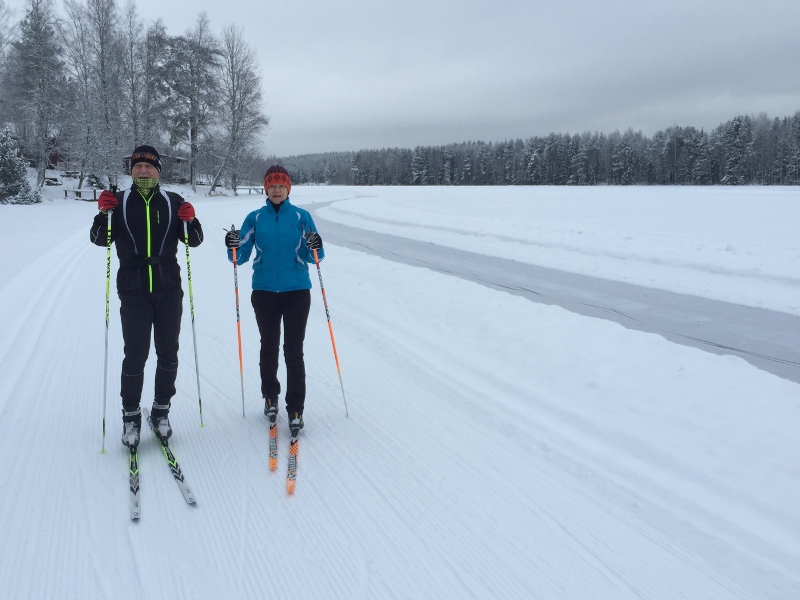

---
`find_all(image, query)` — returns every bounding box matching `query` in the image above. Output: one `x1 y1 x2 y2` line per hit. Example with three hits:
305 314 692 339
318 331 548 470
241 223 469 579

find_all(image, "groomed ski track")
0 196 797 599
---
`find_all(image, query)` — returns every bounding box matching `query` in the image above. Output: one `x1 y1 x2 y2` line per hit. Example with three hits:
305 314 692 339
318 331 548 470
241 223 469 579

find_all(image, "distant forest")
274 112 800 186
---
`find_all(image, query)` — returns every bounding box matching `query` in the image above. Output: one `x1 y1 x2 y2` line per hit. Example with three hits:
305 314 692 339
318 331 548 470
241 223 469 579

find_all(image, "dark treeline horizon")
272 111 800 187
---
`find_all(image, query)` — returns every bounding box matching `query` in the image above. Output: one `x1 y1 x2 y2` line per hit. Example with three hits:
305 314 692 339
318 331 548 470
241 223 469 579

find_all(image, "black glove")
304 231 322 250
225 228 240 249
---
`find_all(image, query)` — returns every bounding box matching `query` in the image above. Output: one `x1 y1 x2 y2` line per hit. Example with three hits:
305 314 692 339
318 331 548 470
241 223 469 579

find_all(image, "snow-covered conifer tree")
0 128 41 204
4 0 66 187
410 146 429 185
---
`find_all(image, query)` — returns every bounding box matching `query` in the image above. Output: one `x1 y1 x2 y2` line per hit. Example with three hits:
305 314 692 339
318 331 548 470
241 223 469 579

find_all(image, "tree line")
0 0 268 193
2 0 797 193
277 112 800 186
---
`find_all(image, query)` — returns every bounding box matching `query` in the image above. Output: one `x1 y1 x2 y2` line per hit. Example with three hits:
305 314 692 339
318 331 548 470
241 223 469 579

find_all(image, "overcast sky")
10 0 800 156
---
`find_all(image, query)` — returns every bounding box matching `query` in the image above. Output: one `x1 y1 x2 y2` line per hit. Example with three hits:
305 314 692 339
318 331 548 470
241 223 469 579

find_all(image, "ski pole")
228 225 246 417
183 219 204 427
310 236 348 417
101 208 113 453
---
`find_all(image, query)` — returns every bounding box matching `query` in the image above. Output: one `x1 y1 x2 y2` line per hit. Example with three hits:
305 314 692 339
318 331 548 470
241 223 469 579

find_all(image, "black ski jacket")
90 186 204 295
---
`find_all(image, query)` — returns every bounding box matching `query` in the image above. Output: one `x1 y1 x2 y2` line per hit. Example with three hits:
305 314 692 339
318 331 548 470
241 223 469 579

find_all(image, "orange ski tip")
286 480 296 494
269 458 277 471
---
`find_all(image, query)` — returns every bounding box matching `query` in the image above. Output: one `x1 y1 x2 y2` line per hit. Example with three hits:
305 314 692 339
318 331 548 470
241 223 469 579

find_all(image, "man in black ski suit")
89 145 203 447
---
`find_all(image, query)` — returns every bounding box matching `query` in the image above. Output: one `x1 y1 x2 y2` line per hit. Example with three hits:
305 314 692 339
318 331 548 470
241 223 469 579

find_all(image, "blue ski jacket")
228 199 324 292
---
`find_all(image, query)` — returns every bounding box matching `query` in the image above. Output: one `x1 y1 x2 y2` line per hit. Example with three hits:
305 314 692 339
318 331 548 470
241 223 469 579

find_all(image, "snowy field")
0 183 798 599
318 185 800 315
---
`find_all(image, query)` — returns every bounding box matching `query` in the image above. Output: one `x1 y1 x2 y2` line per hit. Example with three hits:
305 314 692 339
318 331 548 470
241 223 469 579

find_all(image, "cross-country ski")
267 402 278 471
129 448 140 520
143 408 197 505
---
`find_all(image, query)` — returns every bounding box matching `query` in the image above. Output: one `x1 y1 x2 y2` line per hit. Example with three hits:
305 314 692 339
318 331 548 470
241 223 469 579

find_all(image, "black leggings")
119 289 183 411
251 289 311 415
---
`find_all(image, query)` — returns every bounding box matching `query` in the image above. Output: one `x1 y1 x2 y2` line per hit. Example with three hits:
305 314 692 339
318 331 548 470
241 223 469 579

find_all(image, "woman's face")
267 184 289 204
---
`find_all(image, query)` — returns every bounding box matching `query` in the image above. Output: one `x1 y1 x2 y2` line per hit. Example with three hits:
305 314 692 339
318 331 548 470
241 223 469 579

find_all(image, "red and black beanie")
263 165 291 195
131 145 162 172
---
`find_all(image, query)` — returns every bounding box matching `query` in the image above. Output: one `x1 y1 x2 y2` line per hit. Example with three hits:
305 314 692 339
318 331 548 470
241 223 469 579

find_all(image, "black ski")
129 447 141 520
143 408 197 505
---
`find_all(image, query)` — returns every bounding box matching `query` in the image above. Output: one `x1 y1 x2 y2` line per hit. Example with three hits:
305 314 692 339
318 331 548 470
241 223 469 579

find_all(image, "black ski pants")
119 288 183 413
251 289 311 416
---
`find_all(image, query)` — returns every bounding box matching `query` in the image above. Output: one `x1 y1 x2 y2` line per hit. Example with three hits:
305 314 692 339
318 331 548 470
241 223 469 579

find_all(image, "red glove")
178 202 195 222
98 190 118 212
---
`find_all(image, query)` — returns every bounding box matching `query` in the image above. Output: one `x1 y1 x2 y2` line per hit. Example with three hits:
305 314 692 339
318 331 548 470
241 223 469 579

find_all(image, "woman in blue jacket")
226 166 323 434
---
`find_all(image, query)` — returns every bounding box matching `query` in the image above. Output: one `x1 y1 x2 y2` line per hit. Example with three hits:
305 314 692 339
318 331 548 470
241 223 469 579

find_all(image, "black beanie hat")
131 145 162 172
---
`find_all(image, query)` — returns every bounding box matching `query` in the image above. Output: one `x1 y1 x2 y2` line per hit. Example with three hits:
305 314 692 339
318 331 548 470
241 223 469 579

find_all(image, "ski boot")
264 396 279 423
150 401 172 440
288 411 304 435
121 408 142 448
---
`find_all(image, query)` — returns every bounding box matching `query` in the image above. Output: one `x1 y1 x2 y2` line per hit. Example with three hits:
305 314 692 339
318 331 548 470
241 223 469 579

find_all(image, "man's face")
267 184 289 204
132 162 159 180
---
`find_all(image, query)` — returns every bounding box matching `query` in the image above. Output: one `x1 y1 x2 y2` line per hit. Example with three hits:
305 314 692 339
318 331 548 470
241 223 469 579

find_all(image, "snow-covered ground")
0 183 798 599
319 185 800 315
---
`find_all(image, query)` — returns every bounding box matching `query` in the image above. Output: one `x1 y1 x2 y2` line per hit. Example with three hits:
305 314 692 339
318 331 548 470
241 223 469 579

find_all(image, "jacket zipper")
273 208 279 290
143 192 154 292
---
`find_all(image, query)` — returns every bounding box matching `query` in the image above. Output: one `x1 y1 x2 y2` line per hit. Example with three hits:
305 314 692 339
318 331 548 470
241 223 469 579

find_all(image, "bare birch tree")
119 0 143 148
63 0 96 187
209 25 268 194
86 0 124 186
0 1 13 70
165 13 220 191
